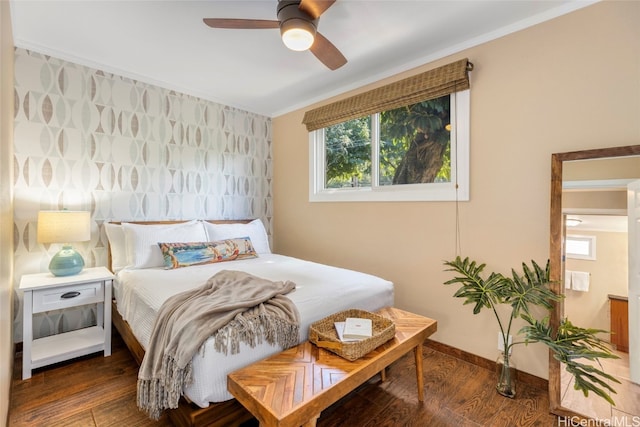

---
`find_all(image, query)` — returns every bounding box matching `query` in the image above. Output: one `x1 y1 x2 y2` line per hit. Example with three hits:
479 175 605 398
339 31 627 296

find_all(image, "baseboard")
14 332 547 393
424 339 549 391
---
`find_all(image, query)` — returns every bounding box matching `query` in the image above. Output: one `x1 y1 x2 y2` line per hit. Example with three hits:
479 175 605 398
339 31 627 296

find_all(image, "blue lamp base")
49 244 85 276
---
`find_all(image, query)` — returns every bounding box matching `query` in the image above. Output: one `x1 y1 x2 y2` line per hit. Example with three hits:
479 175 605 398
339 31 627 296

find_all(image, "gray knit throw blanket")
137 270 300 420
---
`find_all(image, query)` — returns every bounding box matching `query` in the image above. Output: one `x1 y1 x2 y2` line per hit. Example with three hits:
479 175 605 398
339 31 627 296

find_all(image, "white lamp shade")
37 211 91 243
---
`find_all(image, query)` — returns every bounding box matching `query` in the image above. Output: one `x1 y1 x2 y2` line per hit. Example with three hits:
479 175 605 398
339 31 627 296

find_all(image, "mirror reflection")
555 153 640 421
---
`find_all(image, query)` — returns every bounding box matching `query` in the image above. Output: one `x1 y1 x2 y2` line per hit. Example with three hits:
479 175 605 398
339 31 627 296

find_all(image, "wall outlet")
497 332 513 354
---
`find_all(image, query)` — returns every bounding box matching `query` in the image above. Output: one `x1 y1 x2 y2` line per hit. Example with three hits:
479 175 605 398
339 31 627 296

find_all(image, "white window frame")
565 234 597 260
309 90 470 202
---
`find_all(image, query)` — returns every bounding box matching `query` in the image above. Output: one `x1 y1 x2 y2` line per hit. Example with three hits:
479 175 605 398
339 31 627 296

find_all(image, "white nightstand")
20 266 115 379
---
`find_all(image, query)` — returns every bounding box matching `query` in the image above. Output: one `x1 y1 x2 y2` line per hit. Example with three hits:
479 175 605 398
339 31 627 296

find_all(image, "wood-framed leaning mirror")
549 144 640 422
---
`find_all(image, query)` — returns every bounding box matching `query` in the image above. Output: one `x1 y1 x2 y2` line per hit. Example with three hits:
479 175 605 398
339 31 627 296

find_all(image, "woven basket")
309 309 396 361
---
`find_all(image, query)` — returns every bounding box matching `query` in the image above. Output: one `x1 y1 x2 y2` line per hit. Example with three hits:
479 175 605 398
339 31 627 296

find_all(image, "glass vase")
496 351 516 398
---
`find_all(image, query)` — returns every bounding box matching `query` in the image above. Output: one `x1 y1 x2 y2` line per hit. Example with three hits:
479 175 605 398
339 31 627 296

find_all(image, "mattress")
114 253 394 407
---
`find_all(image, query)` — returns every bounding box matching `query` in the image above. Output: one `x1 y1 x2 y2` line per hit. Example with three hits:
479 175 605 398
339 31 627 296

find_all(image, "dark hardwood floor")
10 331 560 426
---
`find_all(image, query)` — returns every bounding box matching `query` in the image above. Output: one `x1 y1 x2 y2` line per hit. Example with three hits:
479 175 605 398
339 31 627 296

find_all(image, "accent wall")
12 48 272 341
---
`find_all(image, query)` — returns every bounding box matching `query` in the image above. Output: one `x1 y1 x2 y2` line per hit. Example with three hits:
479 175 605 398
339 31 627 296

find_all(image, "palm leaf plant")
444 256 620 403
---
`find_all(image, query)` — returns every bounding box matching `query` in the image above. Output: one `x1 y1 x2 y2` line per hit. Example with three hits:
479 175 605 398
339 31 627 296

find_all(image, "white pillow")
122 221 208 269
104 223 126 273
203 219 271 254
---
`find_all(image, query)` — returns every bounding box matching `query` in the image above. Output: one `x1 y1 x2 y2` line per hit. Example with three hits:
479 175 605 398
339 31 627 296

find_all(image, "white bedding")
114 253 394 407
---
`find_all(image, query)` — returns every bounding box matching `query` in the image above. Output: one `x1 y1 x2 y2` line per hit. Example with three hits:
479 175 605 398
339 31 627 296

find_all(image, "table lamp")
37 210 91 276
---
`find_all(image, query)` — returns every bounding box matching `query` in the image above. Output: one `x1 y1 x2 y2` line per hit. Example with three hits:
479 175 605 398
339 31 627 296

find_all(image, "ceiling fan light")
280 18 315 51
282 28 314 51
566 218 582 227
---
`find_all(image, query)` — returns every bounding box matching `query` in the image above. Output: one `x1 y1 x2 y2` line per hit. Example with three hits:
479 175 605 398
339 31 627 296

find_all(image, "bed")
106 219 394 427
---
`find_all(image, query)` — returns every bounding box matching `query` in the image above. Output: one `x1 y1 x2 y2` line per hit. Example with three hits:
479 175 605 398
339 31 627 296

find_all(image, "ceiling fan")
203 0 347 70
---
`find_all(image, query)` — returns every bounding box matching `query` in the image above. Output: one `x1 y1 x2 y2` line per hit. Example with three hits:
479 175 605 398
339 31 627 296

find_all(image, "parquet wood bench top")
227 307 437 427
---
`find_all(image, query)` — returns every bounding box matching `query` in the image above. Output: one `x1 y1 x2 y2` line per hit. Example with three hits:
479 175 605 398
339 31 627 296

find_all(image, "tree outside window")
324 95 451 189
309 89 469 202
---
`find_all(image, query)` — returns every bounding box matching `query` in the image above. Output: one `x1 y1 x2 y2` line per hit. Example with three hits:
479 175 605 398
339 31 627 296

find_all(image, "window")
309 90 469 202
565 235 596 260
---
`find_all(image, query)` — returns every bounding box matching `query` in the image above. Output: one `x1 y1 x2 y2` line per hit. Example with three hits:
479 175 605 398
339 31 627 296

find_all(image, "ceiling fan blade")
203 18 280 29
298 0 336 20
310 32 347 70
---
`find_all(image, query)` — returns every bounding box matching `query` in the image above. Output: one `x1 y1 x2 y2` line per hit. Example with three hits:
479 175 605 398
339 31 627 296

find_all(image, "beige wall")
565 230 628 338
563 190 628 210
272 1 640 380
564 157 640 181
0 0 15 424
561 154 640 210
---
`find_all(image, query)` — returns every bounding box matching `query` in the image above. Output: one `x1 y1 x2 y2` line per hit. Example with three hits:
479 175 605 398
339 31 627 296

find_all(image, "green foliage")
324 95 452 187
378 135 407 185
381 97 451 184
444 256 620 404
444 257 509 315
506 260 558 318
325 117 371 187
381 96 450 147
520 316 620 405
435 145 451 182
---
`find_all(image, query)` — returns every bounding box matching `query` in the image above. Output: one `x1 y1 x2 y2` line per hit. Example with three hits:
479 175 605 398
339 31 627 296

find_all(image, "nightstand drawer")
32 281 104 313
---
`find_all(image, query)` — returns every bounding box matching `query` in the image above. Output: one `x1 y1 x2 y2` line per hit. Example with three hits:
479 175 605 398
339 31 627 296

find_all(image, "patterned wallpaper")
12 48 272 341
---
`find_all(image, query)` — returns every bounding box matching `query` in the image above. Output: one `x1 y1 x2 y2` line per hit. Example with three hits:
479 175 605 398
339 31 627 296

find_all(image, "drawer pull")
60 291 81 299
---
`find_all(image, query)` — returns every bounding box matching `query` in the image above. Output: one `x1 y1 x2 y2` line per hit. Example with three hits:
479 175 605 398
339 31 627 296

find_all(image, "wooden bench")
227 307 437 427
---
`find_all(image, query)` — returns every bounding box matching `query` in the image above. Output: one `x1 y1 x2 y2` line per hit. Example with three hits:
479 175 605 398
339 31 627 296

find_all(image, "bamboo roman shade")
302 58 473 132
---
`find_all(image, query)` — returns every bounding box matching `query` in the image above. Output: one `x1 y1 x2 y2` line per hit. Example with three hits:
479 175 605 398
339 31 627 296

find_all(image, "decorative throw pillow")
159 237 258 269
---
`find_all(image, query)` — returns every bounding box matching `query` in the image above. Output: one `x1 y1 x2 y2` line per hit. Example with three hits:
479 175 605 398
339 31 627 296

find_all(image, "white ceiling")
10 0 597 117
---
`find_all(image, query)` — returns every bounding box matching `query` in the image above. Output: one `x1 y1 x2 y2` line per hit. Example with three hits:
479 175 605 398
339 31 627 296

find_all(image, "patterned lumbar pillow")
158 237 257 269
